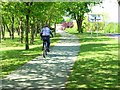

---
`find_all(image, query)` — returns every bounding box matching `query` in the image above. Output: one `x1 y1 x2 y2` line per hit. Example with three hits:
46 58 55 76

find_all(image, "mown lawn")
65 28 119 88
1 33 60 78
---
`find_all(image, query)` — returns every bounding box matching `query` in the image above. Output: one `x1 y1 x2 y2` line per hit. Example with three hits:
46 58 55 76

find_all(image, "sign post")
88 14 103 36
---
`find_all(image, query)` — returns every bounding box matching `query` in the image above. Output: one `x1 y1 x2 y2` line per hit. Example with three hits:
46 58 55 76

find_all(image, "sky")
91 0 119 23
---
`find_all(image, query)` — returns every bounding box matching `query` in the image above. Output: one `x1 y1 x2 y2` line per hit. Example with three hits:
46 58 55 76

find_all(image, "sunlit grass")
65 28 119 88
1 33 61 78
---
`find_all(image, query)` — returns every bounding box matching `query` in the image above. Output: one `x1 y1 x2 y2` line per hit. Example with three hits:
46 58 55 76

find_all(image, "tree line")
0 1 102 50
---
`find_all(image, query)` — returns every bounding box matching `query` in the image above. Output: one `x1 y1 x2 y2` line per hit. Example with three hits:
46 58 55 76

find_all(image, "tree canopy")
1 1 102 49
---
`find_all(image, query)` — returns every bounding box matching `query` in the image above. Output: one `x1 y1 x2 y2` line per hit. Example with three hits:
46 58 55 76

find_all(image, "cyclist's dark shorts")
42 36 50 41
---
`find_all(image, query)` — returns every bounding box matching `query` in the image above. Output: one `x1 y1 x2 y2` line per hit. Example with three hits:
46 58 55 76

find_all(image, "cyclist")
40 25 53 52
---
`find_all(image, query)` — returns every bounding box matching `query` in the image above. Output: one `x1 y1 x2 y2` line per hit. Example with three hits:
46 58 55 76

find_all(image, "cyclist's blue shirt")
41 27 51 36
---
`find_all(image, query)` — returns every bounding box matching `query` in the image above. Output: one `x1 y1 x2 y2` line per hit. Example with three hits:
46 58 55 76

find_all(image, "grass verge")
65 28 119 88
1 33 61 78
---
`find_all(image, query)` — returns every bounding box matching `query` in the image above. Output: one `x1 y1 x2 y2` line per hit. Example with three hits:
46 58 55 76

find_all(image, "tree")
25 2 33 50
62 1 103 33
19 17 24 43
30 17 35 44
3 2 17 39
0 7 1 43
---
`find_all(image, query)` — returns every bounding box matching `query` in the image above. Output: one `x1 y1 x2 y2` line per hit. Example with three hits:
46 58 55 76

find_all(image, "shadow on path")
2 31 80 89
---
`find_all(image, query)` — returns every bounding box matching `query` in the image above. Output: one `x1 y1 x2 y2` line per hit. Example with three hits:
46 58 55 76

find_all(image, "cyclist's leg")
46 37 50 52
42 40 44 50
42 36 47 50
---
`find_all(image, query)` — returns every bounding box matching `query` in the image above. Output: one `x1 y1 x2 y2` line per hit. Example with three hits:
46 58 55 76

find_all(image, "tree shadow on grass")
1 46 42 78
66 57 119 88
80 37 112 43
80 43 118 53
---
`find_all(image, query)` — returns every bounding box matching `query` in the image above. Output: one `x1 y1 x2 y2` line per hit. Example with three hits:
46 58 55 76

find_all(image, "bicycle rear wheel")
43 42 47 58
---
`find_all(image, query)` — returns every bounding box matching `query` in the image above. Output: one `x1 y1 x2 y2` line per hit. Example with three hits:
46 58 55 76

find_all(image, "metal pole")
95 17 98 36
97 21 98 36
91 24 93 37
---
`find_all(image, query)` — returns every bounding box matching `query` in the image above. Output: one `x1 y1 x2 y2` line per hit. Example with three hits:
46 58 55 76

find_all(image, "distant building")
61 22 74 29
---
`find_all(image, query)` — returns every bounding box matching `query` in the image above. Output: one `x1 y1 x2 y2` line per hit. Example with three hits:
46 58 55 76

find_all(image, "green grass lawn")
65 28 119 88
1 33 60 78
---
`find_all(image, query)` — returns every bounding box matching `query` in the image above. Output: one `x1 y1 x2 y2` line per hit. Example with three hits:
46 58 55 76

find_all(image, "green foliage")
1 2 65 26
63 2 92 20
65 17 71 22
65 28 78 34
104 23 118 33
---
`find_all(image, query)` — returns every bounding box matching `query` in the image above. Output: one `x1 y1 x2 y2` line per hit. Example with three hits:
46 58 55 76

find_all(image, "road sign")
88 14 103 37
88 14 103 22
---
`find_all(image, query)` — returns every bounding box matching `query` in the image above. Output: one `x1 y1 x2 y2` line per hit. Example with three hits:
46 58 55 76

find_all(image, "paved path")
2 30 80 90
106 33 120 39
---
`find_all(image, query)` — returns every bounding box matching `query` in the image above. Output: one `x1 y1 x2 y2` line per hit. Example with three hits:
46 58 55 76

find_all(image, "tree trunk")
1 24 5 40
6 24 12 39
16 18 20 36
76 16 83 33
39 21 42 31
11 16 14 39
54 23 56 36
25 14 29 50
25 2 31 50
16 27 20 36
34 19 37 37
30 17 35 44
0 22 1 43
6 23 12 38
30 24 35 44
19 17 24 43
2 17 12 39
0 13 1 43
35 22 38 37
3 24 6 39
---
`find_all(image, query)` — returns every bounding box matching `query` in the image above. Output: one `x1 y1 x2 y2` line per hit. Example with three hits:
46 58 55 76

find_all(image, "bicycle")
43 40 48 58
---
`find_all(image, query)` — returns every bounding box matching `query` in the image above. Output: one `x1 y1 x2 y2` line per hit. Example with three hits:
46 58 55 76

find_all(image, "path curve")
2 30 80 89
